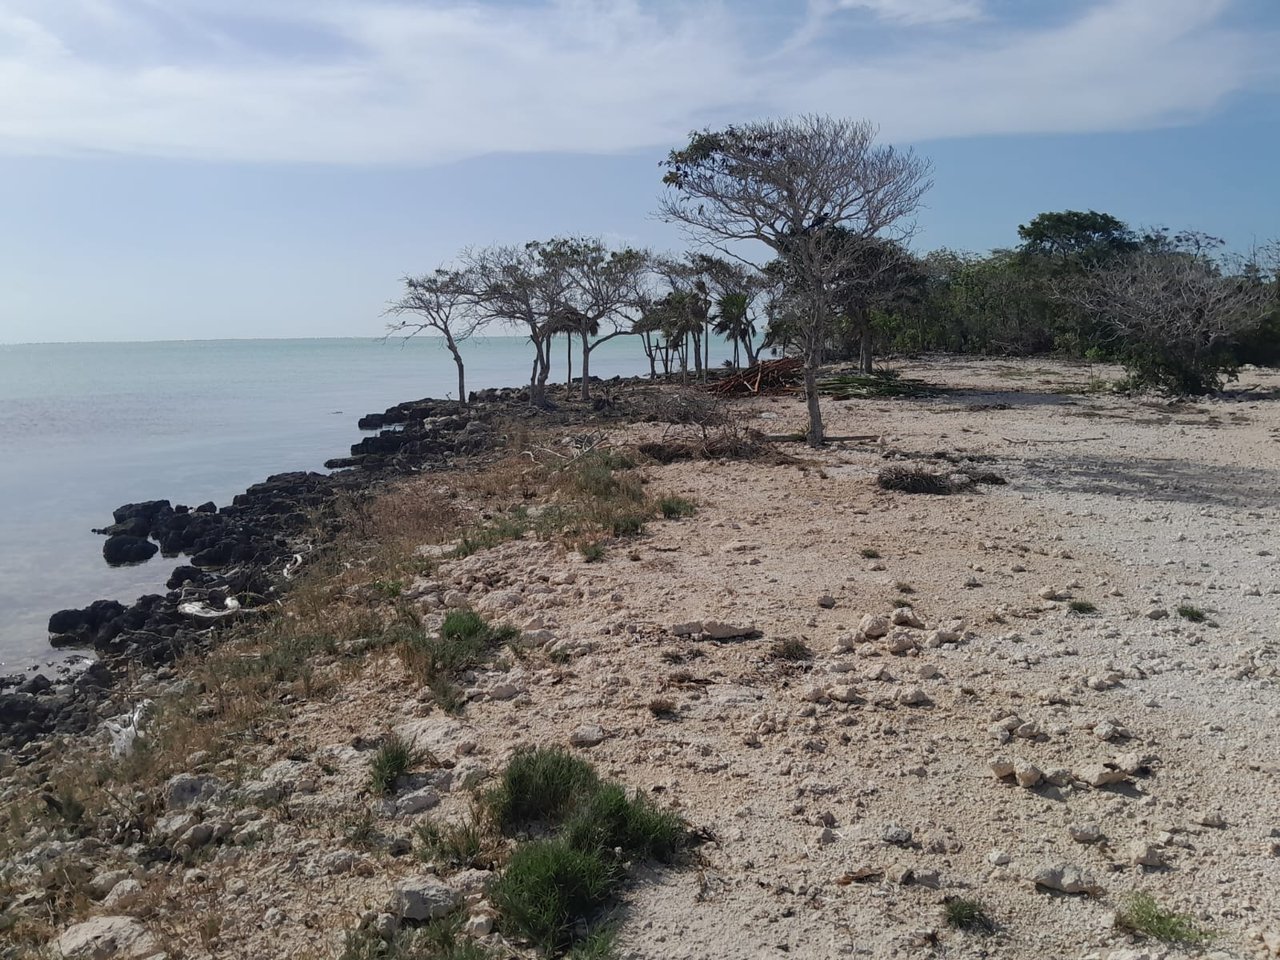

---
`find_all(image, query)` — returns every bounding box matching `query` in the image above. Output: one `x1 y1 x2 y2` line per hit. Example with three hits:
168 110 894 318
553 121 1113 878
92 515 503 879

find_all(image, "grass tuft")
859 547 881 559
415 814 500 872
369 733 416 795
485 747 602 834
1068 599 1098 614
658 495 697 519
491 840 617 955
944 897 994 933
647 696 677 718
876 465 954 495
768 637 812 662
1116 892 1214 945
1176 604 1206 622
396 609 517 713
560 783 686 863
578 540 607 563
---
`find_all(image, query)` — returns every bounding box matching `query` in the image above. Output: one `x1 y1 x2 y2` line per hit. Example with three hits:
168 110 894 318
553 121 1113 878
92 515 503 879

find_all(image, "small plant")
369 734 416 795
491 840 617 955
416 815 498 872
658 495 696 519
561 783 686 863
578 540 607 563
859 547 881 559
485 747 602 833
944 897 994 933
607 511 647 537
768 637 812 662
397 609 518 713
1176 604 1206 622
1116 892 1214 945
342 807 381 850
372 579 405 598
568 925 617 960
647 696 677 718
895 581 916 595
1068 599 1098 614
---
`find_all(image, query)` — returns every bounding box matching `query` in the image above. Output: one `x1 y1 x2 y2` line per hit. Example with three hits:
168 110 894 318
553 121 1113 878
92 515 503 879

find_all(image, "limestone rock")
702 620 754 640
389 877 459 921
569 724 606 747
858 615 890 639
891 607 924 629
1014 759 1043 788
1030 863 1103 896
1127 841 1166 868
56 917 158 959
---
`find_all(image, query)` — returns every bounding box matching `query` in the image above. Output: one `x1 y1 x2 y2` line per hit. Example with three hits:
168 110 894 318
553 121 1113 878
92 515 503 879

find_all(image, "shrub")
491 840 617 955
370 734 415 795
578 540 606 563
859 547 881 559
1116 892 1213 945
658 495 696 519
1176 604 1206 622
768 638 812 661
416 816 498 872
1068 599 1097 614
944 897 994 933
647 696 677 718
561 783 686 863
485 747 601 833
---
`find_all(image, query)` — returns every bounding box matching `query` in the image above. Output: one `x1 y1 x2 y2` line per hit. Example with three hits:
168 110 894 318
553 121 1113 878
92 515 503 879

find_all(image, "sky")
0 0 1277 343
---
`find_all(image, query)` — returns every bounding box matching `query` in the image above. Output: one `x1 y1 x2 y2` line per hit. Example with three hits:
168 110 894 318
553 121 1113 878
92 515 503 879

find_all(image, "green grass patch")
1068 599 1098 614
1176 604 1206 622
658 495 696 519
944 897 994 933
818 370 938 400
340 911 495 960
369 733 416 795
485 747 602 833
1116 893 1214 945
491 840 618 955
396 609 518 713
560 783 685 862
415 815 499 872
578 540 606 563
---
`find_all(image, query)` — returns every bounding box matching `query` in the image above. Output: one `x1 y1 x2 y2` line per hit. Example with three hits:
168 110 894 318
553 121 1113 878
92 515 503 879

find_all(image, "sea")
0 336 715 675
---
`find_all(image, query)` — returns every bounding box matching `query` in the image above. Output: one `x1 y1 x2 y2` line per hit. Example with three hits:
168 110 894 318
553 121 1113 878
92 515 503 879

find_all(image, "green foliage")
1068 599 1098 615
943 897 994 933
340 912 496 960
485 747 602 833
1176 604 1206 622
567 926 617 960
370 734 416 795
491 840 618 955
396 609 517 713
658 495 697 519
1116 893 1214 945
818 370 937 399
578 540 607 563
415 817 497 872
561 783 686 863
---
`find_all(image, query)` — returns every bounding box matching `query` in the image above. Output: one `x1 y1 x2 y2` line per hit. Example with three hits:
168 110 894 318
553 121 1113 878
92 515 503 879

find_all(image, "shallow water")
0 336 694 672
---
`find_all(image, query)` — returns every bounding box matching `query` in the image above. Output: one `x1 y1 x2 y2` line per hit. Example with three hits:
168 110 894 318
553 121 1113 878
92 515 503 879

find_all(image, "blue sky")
1 0 1277 342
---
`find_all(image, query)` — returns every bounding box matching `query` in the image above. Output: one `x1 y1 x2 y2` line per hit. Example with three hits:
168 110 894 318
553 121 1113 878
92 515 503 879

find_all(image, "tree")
1017 210 1139 263
384 268 482 409
1061 245 1276 395
659 115 932 445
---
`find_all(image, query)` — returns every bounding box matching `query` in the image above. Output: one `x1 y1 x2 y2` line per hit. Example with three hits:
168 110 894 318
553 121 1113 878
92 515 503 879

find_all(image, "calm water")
0 336 682 673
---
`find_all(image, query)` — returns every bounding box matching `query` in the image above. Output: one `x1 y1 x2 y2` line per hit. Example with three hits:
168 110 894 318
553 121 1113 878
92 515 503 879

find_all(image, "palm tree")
712 291 757 368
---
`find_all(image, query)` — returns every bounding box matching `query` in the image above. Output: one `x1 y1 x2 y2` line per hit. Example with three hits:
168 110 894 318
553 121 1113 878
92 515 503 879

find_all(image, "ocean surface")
0 336 708 674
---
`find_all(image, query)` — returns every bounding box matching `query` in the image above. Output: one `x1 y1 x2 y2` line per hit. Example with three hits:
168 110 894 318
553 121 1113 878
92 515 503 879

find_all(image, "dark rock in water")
195 501 217 514
103 535 158 566
112 500 173 525
92 516 150 538
19 674 53 695
48 599 127 645
166 565 208 590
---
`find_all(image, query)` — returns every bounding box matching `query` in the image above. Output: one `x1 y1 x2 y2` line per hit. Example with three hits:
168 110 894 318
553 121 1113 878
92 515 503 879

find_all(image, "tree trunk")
529 339 550 407
803 357 824 447
859 325 873 374
580 334 592 401
704 321 711 380
643 332 657 378
565 335 573 398
445 337 466 411
691 330 703 381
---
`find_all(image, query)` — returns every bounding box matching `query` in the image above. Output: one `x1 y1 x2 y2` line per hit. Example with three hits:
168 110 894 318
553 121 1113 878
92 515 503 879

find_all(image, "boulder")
102 536 158 566
56 916 158 959
1030 863 1103 896
388 877 459 921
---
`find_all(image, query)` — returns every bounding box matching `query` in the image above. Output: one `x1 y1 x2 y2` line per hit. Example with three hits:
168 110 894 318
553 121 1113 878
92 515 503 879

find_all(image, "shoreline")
4 357 1279 959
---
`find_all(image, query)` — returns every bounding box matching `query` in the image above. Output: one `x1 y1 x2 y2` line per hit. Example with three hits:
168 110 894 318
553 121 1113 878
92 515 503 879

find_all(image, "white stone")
569 724 606 747
56 917 158 959
389 877 460 921
858 614 890 639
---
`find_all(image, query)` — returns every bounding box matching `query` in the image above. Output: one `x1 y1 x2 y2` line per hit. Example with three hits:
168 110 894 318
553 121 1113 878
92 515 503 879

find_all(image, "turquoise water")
0 336 695 672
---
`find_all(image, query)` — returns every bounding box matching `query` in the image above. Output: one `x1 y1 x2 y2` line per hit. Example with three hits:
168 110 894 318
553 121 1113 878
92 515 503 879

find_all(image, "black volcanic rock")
103 534 159 566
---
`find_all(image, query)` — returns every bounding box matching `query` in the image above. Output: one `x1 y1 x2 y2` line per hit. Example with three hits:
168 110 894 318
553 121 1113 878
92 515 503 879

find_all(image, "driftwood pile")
709 357 803 397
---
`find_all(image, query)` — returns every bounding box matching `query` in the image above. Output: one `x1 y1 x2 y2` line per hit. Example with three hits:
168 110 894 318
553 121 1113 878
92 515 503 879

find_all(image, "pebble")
568 724 606 747
1030 862 1103 896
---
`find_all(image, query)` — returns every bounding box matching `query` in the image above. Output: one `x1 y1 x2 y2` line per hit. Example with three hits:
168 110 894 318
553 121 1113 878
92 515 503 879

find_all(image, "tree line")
387 115 1279 446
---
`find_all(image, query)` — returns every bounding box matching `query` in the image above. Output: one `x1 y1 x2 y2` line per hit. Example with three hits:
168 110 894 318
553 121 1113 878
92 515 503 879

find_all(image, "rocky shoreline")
0 389 525 748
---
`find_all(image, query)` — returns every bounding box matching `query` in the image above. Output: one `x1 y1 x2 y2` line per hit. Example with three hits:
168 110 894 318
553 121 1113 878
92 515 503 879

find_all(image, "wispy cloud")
0 0 1272 164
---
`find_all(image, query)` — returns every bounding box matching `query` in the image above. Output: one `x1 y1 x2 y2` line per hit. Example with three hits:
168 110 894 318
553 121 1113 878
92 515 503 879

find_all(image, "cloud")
833 0 984 25
0 0 1272 164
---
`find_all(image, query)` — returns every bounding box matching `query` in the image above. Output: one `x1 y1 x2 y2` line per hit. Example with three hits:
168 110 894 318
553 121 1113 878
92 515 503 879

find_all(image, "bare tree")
384 268 482 409
659 115 932 445
1060 247 1276 394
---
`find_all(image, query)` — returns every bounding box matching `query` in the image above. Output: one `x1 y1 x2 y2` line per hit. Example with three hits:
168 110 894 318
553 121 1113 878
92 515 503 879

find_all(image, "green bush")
369 734 416 795
1116 892 1213 945
658 495 696 519
561 783 685 863
491 840 618 955
485 747 602 833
